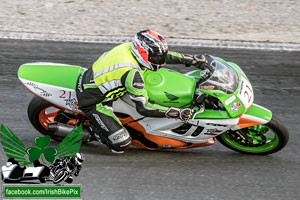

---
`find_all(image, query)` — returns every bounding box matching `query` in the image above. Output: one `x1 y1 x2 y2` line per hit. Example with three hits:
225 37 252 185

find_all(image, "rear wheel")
217 117 289 155
28 96 66 141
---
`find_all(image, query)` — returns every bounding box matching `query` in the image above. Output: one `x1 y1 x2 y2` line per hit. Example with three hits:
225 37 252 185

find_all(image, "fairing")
18 62 86 89
18 62 85 113
187 56 254 118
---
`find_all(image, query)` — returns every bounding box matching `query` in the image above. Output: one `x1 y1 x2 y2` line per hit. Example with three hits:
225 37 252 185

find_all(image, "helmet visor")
75 158 83 165
148 51 167 65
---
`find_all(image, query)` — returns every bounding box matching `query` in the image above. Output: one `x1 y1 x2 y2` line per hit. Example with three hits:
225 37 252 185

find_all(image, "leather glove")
192 54 209 70
179 108 193 121
183 54 209 70
165 107 193 121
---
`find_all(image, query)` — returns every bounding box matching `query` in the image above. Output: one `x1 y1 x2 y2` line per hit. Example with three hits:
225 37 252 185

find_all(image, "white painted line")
0 31 300 51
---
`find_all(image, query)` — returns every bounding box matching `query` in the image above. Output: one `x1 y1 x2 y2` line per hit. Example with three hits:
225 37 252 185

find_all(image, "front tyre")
53 170 67 184
217 117 289 155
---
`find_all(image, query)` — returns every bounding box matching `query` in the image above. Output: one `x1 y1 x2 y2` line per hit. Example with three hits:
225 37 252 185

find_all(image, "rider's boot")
94 127 132 153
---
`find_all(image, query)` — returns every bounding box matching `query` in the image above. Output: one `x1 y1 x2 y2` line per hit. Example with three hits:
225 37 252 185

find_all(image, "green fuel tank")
143 68 196 108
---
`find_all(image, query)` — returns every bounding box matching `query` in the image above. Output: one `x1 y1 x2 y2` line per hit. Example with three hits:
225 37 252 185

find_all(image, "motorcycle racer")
50 153 84 183
76 30 208 153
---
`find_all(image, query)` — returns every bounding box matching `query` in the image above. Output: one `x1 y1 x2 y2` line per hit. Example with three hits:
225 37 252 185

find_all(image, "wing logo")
164 92 179 101
0 124 84 184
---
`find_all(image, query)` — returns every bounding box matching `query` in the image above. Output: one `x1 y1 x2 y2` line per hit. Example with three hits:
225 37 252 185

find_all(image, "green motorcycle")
18 55 289 154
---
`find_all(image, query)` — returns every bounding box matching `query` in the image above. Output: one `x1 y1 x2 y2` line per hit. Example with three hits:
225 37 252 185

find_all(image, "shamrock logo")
26 136 58 164
0 124 82 166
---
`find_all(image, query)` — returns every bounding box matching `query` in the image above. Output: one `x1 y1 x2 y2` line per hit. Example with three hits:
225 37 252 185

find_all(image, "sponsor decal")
204 128 223 136
206 123 228 127
239 80 244 95
225 95 236 106
112 132 126 141
25 82 52 97
0 124 84 185
164 92 179 103
92 114 109 132
77 75 83 92
200 85 215 90
64 98 79 110
230 101 242 112
108 130 130 144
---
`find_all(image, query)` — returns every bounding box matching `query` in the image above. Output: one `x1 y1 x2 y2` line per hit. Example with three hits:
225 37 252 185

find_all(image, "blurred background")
1 0 300 43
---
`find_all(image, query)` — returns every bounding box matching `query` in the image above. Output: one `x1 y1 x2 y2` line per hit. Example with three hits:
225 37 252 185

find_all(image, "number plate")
237 76 254 109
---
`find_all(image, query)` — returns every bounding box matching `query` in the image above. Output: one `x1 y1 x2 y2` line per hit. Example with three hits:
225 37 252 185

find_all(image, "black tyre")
65 177 73 184
217 117 289 155
39 177 46 183
27 96 64 141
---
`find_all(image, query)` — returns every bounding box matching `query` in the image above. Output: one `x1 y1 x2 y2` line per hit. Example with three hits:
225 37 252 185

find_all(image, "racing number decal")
244 85 253 103
59 90 72 98
237 77 254 109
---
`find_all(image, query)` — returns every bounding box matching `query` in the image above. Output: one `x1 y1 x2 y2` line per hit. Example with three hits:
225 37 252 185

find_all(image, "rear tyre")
27 96 64 141
39 177 46 183
217 117 289 155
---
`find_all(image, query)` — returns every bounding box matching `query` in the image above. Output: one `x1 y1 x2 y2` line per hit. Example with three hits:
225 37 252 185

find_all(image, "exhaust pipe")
48 122 91 142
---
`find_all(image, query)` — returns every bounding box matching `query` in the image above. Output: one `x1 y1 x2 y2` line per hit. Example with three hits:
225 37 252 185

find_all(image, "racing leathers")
76 43 205 152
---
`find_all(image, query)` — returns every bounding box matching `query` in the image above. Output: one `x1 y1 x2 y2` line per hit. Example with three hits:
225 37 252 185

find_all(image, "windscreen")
199 56 238 94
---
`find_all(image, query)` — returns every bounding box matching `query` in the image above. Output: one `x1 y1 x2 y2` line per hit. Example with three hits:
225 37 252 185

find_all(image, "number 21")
59 90 72 98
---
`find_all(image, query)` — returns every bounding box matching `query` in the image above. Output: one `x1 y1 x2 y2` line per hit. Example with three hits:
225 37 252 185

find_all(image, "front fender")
234 103 272 129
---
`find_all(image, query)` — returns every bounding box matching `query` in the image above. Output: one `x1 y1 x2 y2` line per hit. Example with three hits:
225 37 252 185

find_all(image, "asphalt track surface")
0 39 299 200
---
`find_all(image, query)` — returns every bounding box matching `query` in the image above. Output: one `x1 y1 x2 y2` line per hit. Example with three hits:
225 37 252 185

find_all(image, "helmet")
74 152 84 165
131 30 168 71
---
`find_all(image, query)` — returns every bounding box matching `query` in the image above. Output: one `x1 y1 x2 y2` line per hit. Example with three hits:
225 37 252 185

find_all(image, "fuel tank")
143 68 196 108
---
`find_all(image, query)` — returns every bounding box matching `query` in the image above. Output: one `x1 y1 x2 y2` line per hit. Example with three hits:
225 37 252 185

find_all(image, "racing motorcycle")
17 55 289 155
48 158 80 184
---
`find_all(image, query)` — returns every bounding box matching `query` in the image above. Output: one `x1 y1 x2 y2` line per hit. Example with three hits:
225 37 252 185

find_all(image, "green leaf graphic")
26 147 42 162
43 147 58 163
34 136 50 149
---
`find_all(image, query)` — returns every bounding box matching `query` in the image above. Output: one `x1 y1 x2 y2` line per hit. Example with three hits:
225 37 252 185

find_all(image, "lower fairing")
113 94 239 143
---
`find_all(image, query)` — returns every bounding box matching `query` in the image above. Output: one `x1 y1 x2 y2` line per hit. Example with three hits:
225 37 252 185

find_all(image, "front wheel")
53 170 68 184
217 117 289 155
